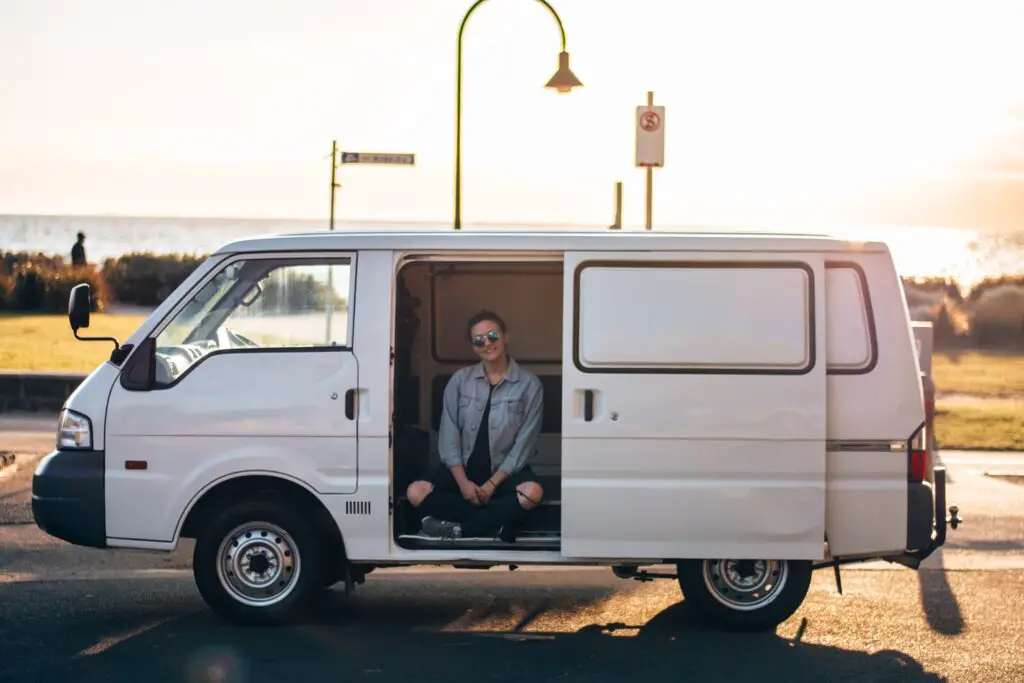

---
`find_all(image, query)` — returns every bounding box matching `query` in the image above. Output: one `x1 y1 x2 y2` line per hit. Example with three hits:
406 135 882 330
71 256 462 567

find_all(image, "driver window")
152 258 353 386
221 262 352 348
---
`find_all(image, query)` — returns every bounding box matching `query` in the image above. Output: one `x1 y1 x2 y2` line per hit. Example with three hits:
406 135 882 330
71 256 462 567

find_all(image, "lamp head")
545 51 582 93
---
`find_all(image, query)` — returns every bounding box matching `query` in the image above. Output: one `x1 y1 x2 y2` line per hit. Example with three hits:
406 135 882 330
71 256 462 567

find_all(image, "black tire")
193 500 325 625
677 558 812 632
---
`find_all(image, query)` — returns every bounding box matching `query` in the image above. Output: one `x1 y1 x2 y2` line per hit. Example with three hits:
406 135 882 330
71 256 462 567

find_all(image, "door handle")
345 389 356 420
583 390 594 422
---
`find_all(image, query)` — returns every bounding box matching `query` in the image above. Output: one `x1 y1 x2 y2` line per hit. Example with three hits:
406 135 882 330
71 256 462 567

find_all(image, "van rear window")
574 262 813 374
825 264 877 374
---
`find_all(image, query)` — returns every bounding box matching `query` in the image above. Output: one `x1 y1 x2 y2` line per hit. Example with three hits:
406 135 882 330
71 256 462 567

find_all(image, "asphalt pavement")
2 414 1023 682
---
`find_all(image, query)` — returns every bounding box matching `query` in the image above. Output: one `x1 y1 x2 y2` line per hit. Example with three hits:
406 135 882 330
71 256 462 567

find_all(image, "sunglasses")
472 330 501 347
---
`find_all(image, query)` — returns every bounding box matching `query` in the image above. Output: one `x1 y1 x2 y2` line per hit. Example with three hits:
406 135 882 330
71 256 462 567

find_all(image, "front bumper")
32 449 106 549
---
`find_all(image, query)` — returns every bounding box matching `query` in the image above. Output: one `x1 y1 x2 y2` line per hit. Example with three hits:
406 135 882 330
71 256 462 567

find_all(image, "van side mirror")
69 283 120 352
69 284 91 331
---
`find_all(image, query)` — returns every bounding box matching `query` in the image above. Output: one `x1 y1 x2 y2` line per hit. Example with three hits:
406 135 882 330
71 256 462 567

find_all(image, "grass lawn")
932 351 1024 398
0 313 147 373
935 400 1024 451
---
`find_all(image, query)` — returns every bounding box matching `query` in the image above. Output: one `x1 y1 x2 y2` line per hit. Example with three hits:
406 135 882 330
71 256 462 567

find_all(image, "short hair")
466 309 506 339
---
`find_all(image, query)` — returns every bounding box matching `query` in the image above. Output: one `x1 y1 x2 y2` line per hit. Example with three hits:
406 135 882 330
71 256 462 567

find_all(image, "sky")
2 0 1024 230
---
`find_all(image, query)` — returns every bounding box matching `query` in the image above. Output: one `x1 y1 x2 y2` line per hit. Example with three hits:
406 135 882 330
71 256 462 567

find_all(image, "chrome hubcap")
702 559 787 611
216 521 300 607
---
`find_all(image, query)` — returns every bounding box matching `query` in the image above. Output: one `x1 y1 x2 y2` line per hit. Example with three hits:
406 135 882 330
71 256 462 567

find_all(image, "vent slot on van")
345 501 371 515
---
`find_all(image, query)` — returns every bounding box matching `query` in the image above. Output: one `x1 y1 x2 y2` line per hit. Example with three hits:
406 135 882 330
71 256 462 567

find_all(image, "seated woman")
406 310 544 542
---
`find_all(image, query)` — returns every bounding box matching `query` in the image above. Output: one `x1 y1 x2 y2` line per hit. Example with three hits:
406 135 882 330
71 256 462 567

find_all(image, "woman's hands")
458 478 483 505
452 467 506 505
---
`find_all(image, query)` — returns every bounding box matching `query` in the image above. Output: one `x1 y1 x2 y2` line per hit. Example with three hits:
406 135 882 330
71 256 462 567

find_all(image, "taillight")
909 449 927 483
907 422 928 483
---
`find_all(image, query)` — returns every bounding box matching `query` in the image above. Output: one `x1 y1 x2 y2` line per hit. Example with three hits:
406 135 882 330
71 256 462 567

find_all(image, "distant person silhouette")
71 232 86 267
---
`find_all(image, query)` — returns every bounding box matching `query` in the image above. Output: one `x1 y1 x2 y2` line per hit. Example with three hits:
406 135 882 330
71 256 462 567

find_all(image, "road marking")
74 614 183 657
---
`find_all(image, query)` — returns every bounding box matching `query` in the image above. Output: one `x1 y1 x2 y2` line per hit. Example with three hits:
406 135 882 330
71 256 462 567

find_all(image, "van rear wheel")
676 558 812 632
193 500 324 625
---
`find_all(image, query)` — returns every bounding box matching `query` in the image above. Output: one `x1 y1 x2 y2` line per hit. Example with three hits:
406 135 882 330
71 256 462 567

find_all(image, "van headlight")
57 409 93 450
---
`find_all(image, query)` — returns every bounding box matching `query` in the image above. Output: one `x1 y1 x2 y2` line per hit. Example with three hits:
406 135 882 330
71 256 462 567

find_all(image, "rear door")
560 251 827 560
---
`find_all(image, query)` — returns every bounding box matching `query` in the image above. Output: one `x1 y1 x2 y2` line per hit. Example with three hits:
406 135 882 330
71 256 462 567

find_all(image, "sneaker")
420 516 463 541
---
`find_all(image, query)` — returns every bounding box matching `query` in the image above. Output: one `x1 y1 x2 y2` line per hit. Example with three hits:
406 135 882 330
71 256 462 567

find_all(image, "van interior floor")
394 474 562 551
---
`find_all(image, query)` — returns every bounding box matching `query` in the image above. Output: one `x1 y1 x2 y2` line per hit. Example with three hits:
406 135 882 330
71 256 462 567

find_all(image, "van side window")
825 264 877 374
574 262 813 374
152 257 353 386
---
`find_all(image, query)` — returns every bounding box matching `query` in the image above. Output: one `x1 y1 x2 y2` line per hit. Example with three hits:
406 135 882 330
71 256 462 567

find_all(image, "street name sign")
340 152 415 165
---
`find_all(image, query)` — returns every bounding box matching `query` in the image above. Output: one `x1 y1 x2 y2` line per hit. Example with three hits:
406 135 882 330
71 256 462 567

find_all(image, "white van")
32 228 961 631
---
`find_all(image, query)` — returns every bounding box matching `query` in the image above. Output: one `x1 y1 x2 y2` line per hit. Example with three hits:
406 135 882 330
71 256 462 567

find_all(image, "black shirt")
465 383 494 485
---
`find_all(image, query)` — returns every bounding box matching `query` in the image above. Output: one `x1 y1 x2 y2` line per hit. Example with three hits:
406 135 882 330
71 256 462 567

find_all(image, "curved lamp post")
454 0 582 230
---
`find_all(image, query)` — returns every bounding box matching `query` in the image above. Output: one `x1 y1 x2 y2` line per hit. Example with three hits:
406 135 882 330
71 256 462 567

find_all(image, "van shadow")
918 552 966 636
64 587 949 683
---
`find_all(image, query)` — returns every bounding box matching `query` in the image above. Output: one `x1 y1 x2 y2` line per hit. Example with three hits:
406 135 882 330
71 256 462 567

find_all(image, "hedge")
101 253 206 306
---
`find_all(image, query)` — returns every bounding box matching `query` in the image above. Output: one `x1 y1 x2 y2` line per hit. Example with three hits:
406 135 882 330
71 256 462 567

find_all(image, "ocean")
2 214 1021 291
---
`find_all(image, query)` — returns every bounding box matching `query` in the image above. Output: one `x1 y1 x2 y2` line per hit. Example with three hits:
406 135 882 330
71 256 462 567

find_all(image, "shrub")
902 276 964 308
966 275 1024 304
906 295 971 348
969 284 1024 349
0 272 14 311
1 250 66 274
0 262 108 313
101 252 206 306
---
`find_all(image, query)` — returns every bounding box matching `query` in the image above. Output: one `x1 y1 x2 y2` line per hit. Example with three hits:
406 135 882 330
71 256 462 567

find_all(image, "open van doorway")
390 257 564 552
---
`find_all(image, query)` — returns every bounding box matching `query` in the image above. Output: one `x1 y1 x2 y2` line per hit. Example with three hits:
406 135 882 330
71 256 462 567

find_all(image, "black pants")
415 464 539 539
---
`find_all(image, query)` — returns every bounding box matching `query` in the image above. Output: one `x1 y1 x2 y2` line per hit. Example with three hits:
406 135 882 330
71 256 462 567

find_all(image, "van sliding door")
560 251 827 560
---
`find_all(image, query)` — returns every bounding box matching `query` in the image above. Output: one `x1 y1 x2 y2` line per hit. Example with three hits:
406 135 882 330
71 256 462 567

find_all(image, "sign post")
328 145 416 231
325 144 415 341
635 91 665 230
329 140 340 231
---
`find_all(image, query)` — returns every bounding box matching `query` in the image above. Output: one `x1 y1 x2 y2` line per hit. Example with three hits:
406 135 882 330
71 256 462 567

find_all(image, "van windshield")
160 261 249 346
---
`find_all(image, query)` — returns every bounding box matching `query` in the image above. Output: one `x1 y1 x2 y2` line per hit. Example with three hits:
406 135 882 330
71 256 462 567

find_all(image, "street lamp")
454 0 582 231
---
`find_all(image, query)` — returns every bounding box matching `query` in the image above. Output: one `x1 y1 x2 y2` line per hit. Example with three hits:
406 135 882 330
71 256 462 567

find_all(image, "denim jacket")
437 357 543 476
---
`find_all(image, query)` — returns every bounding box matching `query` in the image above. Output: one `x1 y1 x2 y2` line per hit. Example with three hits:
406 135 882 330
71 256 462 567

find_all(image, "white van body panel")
59 362 121 451
824 255 924 441
821 252 924 556
560 251 828 560
332 249 394 562
104 351 360 543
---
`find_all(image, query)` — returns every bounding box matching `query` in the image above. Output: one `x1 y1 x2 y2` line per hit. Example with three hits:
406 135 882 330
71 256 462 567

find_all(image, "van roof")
212 226 890 255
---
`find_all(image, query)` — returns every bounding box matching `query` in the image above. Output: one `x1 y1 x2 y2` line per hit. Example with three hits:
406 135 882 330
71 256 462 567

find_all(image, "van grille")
345 501 371 515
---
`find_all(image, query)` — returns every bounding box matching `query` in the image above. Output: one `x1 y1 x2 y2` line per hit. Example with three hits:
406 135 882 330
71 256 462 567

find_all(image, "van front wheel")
193 500 324 625
676 558 812 632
